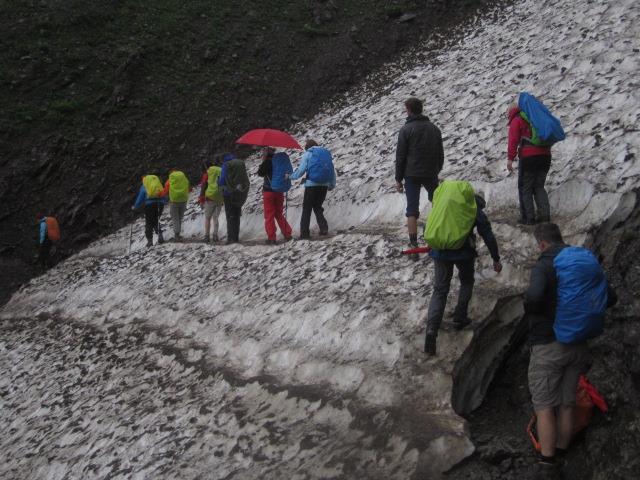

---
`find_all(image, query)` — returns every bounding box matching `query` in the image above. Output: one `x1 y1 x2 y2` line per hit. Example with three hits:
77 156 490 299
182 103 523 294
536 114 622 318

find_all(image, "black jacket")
257 157 273 192
524 244 617 345
395 114 444 182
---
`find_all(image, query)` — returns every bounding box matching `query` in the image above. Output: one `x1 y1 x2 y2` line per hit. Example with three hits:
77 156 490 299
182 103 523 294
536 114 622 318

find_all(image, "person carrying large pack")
160 169 190 241
35 213 60 269
290 139 336 239
257 147 293 244
132 174 167 247
423 181 502 356
524 223 616 474
217 153 250 244
507 92 565 225
198 157 224 243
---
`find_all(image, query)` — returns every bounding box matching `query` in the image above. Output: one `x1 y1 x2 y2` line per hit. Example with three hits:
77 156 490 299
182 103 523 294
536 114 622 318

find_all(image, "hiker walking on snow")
423 182 501 356
257 147 293 244
524 223 616 472
290 139 335 239
36 213 60 269
218 153 250 244
132 175 167 247
198 157 224 243
160 169 190 241
506 93 565 225
395 97 444 257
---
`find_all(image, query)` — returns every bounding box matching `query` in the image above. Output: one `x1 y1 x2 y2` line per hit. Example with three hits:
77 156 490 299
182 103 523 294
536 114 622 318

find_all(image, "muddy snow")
1 0 639 478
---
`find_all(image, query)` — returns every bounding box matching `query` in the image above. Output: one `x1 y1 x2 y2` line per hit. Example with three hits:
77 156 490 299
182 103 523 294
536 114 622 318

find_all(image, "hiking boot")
297 234 310 240
175 233 182 242
284 236 293 242
203 235 210 243
146 239 153 248
453 317 472 331
533 457 562 480
158 233 164 244
424 333 437 356
265 239 277 245
319 230 329 236
211 234 219 242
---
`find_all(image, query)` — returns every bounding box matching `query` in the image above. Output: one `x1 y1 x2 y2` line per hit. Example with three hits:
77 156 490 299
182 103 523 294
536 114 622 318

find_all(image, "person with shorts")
525 223 616 471
395 97 444 258
198 157 224 243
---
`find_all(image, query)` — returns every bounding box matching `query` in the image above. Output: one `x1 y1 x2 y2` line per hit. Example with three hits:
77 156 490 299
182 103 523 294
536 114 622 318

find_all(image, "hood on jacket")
406 113 430 124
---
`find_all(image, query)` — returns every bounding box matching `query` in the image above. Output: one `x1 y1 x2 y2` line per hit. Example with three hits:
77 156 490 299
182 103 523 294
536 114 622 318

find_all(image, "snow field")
1 0 639 478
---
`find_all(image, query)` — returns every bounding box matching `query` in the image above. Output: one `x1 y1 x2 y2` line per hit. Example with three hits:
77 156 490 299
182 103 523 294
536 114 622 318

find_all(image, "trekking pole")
127 222 133 254
285 192 288 220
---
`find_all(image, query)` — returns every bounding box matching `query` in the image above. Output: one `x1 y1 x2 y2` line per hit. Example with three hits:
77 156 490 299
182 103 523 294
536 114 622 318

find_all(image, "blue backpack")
270 152 293 192
307 146 334 184
518 92 566 146
553 246 608 344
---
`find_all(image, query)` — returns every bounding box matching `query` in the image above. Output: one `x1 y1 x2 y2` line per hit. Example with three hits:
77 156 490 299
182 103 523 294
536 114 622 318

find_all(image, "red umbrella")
236 129 302 150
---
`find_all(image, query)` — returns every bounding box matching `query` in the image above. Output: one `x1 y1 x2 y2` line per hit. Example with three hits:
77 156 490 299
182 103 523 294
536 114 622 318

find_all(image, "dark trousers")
426 257 475 335
38 238 52 269
225 201 242 243
300 186 328 237
144 203 164 242
518 155 551 222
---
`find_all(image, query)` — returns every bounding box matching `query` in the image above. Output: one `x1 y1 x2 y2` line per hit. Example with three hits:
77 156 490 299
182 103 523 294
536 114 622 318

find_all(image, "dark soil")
448 193 640 480
0 0 510 303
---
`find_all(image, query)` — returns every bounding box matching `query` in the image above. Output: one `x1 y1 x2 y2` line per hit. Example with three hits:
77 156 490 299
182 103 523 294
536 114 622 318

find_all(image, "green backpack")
424 180 477 250
205 166 223 204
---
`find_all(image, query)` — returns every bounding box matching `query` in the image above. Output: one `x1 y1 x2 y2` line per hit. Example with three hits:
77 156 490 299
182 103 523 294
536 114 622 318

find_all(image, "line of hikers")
396 95 614 476
35 91 608 474
130 139 336 247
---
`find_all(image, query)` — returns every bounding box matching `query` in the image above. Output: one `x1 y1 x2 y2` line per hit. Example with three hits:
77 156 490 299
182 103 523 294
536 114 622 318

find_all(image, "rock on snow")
1 0 639 478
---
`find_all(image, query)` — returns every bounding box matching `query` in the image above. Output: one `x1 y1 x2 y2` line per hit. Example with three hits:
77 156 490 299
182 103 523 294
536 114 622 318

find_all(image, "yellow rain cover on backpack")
169 171 189 202
205 166 223 204
424 180 477 250
143 175 163 199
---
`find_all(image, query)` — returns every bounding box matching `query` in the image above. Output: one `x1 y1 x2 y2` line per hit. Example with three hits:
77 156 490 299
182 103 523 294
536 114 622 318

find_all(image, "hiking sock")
409 233 418 246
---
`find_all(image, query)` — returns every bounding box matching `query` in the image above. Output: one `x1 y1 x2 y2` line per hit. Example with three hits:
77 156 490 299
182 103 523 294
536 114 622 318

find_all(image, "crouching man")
525 223 616 472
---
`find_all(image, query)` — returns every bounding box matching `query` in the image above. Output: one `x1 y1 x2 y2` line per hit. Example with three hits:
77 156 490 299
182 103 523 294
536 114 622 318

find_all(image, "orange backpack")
46 217 60 241
527 375 608 451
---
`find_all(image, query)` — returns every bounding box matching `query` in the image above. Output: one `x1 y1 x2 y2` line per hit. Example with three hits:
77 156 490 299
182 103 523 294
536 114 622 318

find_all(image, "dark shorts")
404 176 438 218
528 341 590 411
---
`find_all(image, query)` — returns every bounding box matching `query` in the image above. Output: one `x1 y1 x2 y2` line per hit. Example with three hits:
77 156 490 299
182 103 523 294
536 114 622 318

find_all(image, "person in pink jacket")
507 104 552 225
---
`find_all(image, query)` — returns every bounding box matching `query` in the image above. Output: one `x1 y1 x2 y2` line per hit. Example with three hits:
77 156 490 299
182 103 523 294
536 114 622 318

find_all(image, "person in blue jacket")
290 139 336 239
132 177 167 247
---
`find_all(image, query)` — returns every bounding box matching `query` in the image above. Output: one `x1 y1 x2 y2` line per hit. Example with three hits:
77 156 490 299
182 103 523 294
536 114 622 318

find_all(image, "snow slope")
2 0 639 478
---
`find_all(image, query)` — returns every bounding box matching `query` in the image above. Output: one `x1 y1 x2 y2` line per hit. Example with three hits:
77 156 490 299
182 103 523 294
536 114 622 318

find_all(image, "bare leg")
556 405 574 449
407 216 418 236
536 407 557 457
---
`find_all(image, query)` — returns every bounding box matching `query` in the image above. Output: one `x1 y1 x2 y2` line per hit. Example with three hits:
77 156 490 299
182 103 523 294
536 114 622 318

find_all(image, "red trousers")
263 191 292 240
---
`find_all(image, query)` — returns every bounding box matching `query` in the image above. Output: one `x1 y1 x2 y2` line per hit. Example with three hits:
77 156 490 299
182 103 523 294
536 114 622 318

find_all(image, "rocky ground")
448 193 640 479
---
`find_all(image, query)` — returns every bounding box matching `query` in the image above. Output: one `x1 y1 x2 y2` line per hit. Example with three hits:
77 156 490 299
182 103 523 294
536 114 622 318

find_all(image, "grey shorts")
528 341 591 411
204 200 222 219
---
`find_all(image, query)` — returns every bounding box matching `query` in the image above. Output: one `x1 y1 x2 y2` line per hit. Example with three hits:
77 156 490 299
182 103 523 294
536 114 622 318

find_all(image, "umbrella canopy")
236 129 302 150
